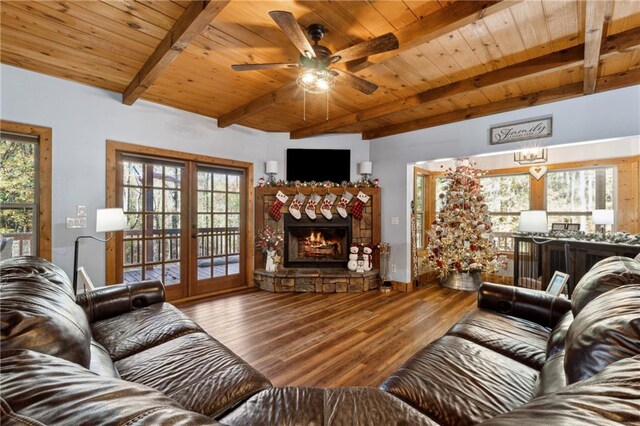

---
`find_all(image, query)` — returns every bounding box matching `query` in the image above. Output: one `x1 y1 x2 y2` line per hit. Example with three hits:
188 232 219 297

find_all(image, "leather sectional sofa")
1 255 639 425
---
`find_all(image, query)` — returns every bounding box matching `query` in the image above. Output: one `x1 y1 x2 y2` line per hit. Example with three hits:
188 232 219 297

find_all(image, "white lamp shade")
519 210 548 233
592 209 614 225
96 208 128 233
359 161 372 175
265 160 278 174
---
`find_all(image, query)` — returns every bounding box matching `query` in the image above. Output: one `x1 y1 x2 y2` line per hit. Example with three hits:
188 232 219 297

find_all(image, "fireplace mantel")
255 186 381 272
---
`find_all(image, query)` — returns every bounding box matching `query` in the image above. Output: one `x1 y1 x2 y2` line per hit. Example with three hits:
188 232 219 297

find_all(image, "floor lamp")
73 208 128 295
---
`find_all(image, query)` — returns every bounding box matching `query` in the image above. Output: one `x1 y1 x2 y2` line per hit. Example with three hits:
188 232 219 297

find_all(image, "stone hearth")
254 269 380 293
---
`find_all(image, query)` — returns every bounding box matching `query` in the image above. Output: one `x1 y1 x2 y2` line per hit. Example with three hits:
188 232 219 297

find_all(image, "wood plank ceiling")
2 1 639 140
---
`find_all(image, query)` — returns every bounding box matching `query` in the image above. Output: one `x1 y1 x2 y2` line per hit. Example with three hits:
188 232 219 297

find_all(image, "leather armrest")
478 282 572 328
75 280 165 323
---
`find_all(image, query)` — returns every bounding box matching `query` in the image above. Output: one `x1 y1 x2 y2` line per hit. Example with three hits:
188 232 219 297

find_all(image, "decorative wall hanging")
490 116 552 145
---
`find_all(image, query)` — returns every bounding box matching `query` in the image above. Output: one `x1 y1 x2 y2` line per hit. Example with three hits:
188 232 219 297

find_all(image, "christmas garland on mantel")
257 177 380 188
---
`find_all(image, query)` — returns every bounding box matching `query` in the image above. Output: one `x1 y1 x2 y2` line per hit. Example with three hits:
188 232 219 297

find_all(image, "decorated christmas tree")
426 159 506 278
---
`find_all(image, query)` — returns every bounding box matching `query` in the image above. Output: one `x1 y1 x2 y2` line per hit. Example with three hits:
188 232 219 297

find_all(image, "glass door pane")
120 155 187 300
193 165 244 294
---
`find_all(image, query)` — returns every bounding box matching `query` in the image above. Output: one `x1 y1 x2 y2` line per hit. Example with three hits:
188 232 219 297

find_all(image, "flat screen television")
286 149 350 183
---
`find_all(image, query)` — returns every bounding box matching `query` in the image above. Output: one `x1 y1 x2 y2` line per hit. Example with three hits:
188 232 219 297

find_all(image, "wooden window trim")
106 140 254 288
0 120 52 260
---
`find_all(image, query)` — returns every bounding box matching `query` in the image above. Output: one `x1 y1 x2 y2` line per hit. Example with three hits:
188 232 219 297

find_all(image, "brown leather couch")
1 255 639 425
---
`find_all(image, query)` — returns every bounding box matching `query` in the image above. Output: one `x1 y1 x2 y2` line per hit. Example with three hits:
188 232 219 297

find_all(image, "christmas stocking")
336 191 354 218
304 193 322 220
269 191 288 221
288 192 306 220
320 192 337 220
351 191 370 220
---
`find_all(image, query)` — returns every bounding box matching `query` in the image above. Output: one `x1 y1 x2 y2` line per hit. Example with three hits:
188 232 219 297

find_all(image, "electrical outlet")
77 217 87 228
391 216 399 225
77 204 87 217
66 218 80 229
391 264 397 273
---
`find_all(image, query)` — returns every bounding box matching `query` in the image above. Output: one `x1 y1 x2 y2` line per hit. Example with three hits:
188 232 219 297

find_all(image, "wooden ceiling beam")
217 0 517 128
362 68 640 140
123 0 230 106
291 25 640 139
583 0 612 95
346 0 519 73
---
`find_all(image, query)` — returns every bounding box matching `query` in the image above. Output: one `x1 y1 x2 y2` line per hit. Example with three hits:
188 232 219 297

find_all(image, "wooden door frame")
0 120 52 260
105 140 254 294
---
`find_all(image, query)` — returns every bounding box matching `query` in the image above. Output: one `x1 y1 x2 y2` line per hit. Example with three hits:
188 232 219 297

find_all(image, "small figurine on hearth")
362 244 373 272
347 243 360 271
257 177 265 187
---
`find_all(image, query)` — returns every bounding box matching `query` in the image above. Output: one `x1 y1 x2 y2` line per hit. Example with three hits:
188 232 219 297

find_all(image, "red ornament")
454 262 461 270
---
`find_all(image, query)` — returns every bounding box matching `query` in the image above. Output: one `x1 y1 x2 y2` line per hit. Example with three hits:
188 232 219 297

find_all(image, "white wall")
370 86 640 283
0 64 368 284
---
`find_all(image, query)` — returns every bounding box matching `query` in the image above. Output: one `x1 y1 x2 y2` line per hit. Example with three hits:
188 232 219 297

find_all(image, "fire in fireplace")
284 215 351 268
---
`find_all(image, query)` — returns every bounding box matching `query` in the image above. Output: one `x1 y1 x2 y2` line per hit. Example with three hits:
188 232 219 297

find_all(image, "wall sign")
489 116 552 145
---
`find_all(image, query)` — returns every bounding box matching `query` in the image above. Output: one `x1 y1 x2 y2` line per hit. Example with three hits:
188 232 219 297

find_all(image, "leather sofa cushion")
0 349 219 425
91 302 203 361
115 332 272 418
546 310 573 358
380 335 538 425
571 256 640 315
221 387 437 425
0 258 92 368
531 350 566 398
89 340 120 378
0 256 75 299
479 355 640 425
447 309 549 370
564 284 640 384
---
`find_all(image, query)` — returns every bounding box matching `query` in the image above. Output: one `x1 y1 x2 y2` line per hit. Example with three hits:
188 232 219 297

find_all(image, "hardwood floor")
177 284 477 388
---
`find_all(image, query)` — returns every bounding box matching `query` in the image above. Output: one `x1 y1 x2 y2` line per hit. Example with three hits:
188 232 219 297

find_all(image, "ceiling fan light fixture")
297 69 335 94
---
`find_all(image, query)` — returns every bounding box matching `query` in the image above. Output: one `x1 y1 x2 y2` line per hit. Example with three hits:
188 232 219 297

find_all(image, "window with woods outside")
546 167 614 233
0 133 38 260
480 174 531 251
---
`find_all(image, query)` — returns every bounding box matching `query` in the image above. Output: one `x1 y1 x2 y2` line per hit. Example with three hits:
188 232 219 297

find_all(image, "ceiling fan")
231 11 399 95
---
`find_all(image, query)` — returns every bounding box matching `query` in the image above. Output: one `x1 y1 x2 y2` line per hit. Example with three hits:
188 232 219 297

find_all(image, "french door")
115 152 246 301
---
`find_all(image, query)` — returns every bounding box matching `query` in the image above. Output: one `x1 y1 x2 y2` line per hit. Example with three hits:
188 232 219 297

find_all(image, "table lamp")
592 209 614 235
519 210 548 234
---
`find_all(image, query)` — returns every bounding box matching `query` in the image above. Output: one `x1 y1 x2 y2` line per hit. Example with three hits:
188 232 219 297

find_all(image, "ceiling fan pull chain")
326 90 329 121
303 90 307 122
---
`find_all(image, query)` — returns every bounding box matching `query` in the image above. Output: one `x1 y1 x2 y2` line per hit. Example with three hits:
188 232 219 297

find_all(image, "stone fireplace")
254 186 381 293
283 215 351 268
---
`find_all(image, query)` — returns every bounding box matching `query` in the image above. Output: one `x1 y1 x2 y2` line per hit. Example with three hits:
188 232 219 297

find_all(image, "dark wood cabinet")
514 236 639 297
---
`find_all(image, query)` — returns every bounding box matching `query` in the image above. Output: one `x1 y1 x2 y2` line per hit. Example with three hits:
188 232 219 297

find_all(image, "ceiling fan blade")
333 69 378 95
269 11 316 58
330 33 399 63
231 63 300 71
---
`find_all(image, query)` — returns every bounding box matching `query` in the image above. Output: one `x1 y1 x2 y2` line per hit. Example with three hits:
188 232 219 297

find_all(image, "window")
0 122 51 261
546 167 614 232
0 133 37 257
481 174 530 251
